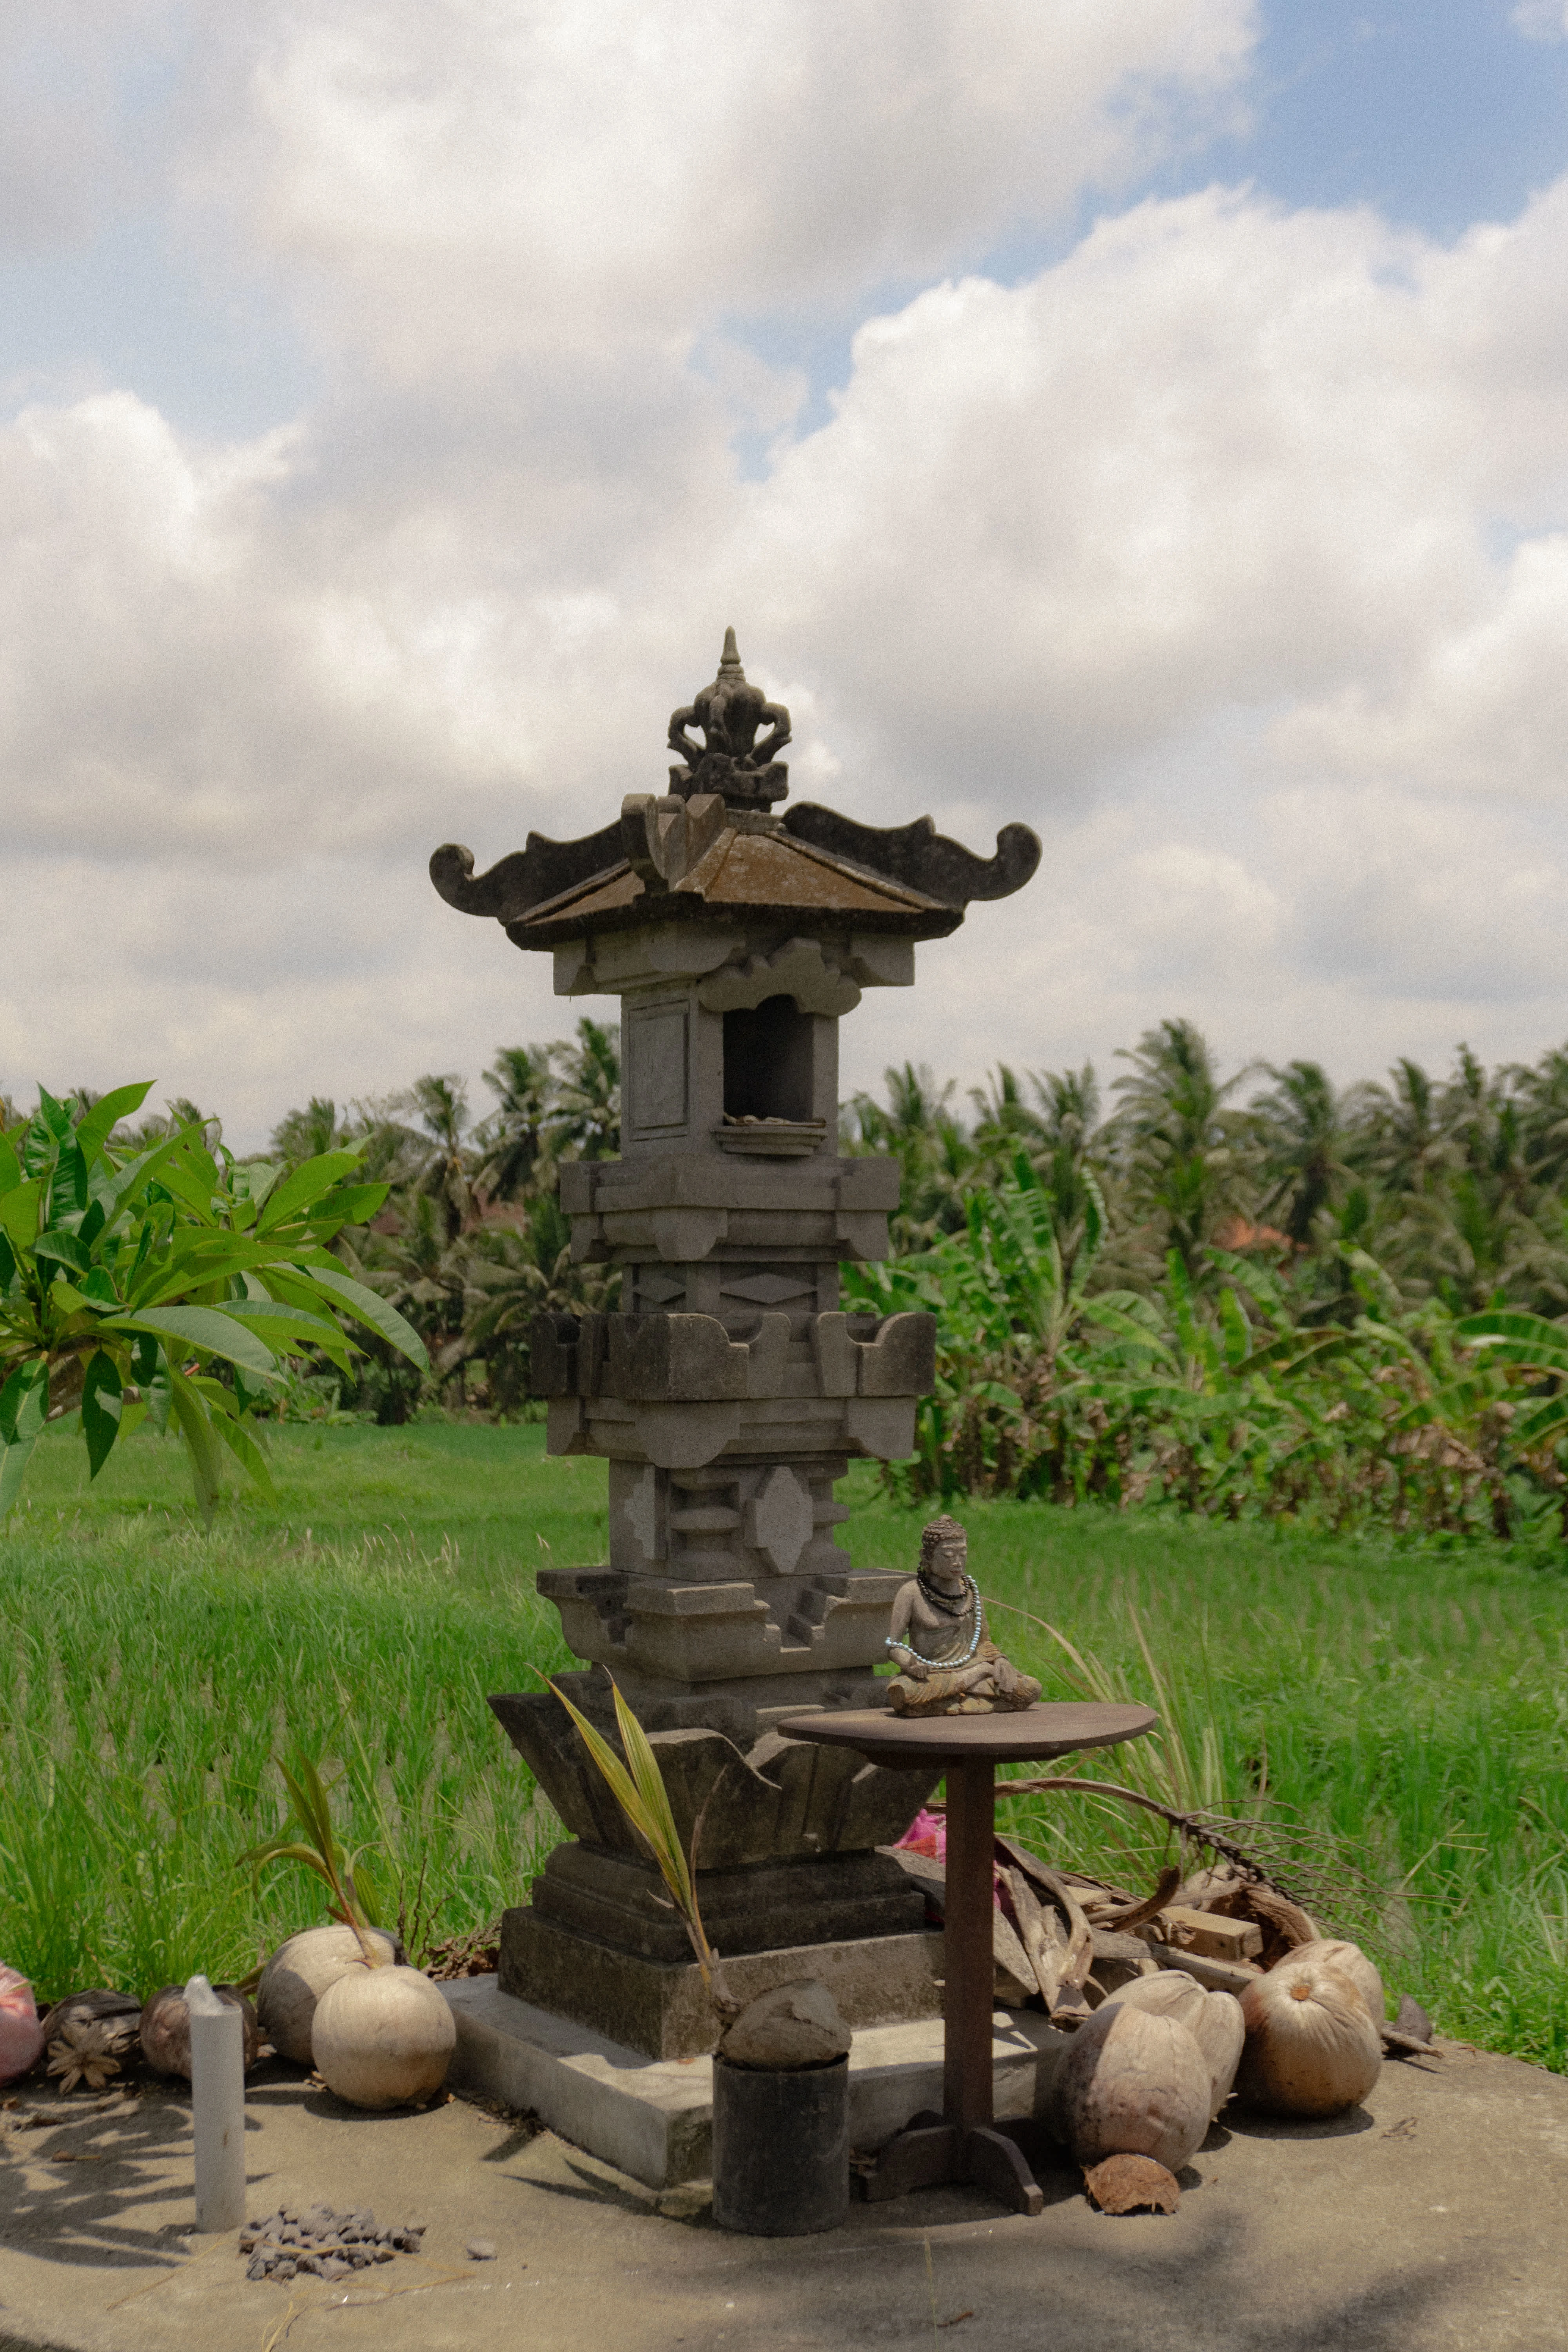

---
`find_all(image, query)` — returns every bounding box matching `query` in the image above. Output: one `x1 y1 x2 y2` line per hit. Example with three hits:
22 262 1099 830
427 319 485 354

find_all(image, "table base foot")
964 2125 1045 2216
853 2117 1048 2216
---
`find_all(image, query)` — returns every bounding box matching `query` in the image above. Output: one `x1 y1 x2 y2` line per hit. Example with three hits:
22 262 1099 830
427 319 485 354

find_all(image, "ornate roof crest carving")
667 628 791 806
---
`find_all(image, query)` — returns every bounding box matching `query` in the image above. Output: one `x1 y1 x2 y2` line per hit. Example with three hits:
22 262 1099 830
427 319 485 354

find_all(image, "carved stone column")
432 631 1040 2055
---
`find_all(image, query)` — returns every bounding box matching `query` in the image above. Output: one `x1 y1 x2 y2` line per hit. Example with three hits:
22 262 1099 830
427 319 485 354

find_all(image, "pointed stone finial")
667 630 791 806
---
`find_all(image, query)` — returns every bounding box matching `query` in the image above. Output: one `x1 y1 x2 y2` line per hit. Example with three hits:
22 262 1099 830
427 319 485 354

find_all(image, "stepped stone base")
442 1976 1068 2190
530 1842 926 1964
498 1906 946 2060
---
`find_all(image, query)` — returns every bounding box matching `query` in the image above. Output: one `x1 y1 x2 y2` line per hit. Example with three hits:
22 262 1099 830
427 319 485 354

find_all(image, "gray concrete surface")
2 2038 1563 2352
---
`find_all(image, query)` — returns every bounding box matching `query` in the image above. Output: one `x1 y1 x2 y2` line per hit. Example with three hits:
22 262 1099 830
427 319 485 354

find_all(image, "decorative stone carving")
698 935 862 1018
666 628 791 806
745 1466 815 1575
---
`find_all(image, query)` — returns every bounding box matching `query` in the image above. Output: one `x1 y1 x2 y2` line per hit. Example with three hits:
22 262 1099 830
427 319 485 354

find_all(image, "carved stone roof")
429 631 1042 949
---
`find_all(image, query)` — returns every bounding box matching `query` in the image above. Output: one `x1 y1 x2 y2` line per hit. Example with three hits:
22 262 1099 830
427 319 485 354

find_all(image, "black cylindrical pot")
711 2053 849 2236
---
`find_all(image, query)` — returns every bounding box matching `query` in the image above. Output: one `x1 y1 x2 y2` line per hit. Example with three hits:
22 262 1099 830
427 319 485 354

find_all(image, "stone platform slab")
441 1976 1067 2188
499 1907 945 2058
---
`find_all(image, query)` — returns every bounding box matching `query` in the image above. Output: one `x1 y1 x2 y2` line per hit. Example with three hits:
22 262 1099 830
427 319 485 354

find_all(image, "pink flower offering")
0 1965 44 2086
895 1808 947 1862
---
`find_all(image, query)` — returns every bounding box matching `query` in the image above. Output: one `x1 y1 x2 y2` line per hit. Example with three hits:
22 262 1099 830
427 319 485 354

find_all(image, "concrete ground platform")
442 1976 1066 2187
2 2036 1564 2352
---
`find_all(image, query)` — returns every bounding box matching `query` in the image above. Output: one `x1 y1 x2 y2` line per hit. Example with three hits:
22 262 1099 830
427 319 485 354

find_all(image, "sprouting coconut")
310 1958 455 2110
258 1925 399 2065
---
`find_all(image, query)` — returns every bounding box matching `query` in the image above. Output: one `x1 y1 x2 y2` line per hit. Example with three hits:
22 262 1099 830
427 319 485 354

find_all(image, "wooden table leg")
942 1757 998 2134
856 1755 1045 2214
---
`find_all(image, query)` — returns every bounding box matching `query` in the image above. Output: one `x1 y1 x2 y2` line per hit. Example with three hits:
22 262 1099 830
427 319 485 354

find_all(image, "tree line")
22 1015 1568 1537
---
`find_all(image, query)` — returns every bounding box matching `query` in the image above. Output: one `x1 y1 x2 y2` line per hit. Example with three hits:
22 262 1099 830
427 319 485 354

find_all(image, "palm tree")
270 1097 354 1168
847 1062 973 1244
474 1045 554 1201
1249 1060 1370 1249
1109 1020 1249 1279
547 1021 620 1162
1511 1044 1568 1190
402 1074 475 1242
1357 1058 1453 1199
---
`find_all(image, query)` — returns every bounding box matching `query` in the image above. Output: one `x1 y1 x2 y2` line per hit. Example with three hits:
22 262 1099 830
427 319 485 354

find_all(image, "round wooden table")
776 1701 1157 2214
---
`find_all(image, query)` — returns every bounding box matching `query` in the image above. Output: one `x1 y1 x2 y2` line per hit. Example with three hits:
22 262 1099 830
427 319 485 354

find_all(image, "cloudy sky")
6 1 1568 1146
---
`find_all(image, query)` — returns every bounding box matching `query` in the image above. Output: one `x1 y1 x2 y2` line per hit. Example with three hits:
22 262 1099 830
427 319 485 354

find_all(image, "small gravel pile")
238 2204 426 2283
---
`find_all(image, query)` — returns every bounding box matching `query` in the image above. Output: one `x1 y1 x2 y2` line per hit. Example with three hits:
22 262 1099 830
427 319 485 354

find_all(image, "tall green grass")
4 1421 1565 2072
0 1421 591 1998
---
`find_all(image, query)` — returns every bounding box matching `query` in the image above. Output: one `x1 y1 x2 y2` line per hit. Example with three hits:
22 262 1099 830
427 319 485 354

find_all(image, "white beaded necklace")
887 1572 983 1668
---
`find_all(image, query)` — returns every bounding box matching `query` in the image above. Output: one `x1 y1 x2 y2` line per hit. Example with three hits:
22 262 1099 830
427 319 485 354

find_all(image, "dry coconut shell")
1101 1971 1245 2120
310 1963 455 2109
1286 1938 1385 2029
719 1979 851 2070
140 1985 262 2079
258 1925 400 2065
1238 1956 1381 2118
1055 2002 1211 2174
1083 2153 1182 2214
38 1988 142 2047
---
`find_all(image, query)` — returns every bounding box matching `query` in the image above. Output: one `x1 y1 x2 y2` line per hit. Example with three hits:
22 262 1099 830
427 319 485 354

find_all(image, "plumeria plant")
0 1082 426 1520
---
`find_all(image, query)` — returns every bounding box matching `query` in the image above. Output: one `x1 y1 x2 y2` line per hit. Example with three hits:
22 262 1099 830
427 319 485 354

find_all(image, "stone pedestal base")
531 1842 926 1964
499 1906 946 2060
442 1977 1069 2190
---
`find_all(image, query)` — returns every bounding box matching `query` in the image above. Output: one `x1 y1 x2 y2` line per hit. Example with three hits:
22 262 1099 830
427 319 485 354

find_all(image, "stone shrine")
432 632 1040 2055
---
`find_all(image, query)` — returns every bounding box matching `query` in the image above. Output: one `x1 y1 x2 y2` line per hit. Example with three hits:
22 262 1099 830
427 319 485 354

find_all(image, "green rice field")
3 1420 1564 2071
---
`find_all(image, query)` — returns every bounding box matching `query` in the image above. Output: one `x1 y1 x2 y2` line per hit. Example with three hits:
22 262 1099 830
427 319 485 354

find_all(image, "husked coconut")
258 1926 399 2065
1102 1972 1244 2120
1285 1938 1385 2029
719 1979 851 2070
1238 1956 1381 2117
0 1966 44 2086
1099 1970 1206 2030
311 1965 455 2109
1055 2002 1211 2173
140 1984 261 2078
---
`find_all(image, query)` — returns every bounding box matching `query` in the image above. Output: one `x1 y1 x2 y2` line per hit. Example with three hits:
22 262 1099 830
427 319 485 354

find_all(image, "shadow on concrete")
0 2089 196 2276
1223 2100 1376 2142
627 2198 1479 2352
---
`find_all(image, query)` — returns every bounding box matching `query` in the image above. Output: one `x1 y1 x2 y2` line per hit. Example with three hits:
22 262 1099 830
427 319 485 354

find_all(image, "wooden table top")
775 1699 1158 1771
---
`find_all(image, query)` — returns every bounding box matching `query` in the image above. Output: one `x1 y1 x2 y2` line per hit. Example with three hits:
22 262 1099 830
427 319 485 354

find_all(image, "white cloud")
188 0 1255 375
11 1 1568 1137
1512 2 1568 41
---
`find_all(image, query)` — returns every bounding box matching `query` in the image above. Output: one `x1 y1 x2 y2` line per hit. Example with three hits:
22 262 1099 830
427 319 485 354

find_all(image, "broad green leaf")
151 1154 221 1223
108 1303 279 1375
0 1134 19 1197
210 1406 277 1501
71 1083 154 1164
306 1183 389 1230
167 1365 224 1523
33 1230 90 1276
1219 1287 1251 1370
257 1151 365 1233
303 1264 430 1369
82 1352 123 1478
99 1129 197 1233
0 1358 49 1516
0 1180 43 1253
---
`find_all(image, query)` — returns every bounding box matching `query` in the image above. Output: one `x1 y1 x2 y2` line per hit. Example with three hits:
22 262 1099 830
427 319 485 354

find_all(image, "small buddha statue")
884 1514 1042 1715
